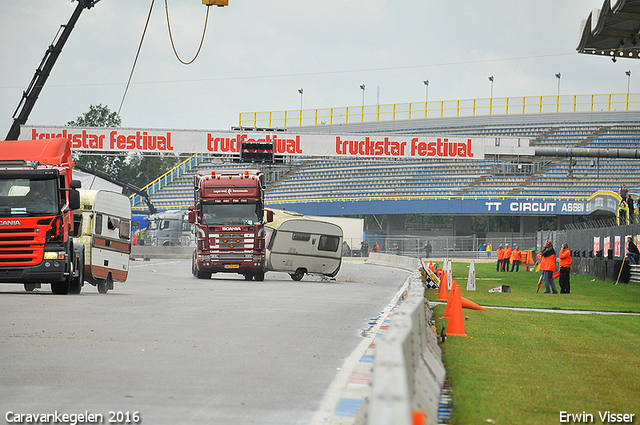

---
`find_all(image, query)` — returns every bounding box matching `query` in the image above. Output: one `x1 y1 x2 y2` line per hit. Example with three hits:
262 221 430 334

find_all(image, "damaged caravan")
264 209 343 281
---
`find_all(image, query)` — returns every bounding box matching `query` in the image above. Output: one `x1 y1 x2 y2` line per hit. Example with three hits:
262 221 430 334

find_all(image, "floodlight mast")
5 1 101 141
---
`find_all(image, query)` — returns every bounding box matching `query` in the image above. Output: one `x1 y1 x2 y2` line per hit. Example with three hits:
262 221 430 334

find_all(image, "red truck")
0 137 84 294
188 169 272 281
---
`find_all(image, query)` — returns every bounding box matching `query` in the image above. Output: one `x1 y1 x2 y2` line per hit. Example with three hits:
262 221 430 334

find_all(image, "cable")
164 0 210 65
118 0 156 117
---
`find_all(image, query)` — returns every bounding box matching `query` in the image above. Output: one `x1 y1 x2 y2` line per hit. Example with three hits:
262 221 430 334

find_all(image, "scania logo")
222 226 242 231
0 220 21 226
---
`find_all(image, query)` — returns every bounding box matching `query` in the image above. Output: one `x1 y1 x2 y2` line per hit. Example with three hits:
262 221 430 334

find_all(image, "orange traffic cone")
440 283 457 319
460 296 488 311
446 285 467 337
437 273 449 301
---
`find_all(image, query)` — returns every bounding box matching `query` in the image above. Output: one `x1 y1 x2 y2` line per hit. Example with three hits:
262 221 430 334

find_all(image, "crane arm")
5 1 100 141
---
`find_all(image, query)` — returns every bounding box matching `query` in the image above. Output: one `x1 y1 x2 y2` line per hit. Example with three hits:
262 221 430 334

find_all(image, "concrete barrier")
131 245 193 260
363 254 446 425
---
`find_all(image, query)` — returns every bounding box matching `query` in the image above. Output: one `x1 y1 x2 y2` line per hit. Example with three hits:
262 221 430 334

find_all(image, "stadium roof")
577 0 640 60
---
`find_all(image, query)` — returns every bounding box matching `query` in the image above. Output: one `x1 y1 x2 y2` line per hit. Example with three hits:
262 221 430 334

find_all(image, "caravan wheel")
290 269 305 281
98 274 112 294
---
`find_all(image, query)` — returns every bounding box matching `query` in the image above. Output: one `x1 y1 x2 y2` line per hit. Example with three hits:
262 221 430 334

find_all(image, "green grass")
426 262 640 425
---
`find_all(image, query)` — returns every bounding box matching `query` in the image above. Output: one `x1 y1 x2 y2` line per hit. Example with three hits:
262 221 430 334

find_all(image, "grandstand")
133 110 640 225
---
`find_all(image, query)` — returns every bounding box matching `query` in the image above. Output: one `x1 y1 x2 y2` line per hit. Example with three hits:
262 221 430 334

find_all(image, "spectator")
391 242 399 255
511 246 522 272
627 194 635 224
626 236 640 265
618 200 629 225
619 184 628 199
496 244 504 272
486 242 492 259
360 241 369 258
374 242 380 252
342 241 351 257
502 244 512 272
540 240 558 294
424 241 432 258
558 243 572 294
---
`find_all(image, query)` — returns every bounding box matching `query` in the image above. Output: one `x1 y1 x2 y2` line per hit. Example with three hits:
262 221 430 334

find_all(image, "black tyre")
255 271 265 282
290 269 305 281
69 251 84 295
98 274 112 294
24 284 36 292
244 273 253 281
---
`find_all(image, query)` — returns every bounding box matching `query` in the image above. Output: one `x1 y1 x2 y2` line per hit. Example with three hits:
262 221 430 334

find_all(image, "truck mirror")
188 211 195 224
69 189 81 210
70 179 82 189
266 210 274 223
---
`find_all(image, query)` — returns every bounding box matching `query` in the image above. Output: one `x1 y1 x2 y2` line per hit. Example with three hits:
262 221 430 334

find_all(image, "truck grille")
0 228 42 266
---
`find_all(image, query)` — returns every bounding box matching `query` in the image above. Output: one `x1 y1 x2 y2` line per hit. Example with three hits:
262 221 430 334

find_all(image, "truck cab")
0 137 83 294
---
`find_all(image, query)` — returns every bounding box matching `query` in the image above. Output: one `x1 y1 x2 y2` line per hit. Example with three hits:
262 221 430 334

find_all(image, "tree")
69 104 181 188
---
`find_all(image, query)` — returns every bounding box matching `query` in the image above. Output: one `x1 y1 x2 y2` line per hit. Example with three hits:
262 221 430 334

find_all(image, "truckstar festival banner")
21 126 505 159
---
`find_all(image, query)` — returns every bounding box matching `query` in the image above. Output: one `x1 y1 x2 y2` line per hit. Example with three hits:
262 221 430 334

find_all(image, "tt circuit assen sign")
266 192 620 217
21 126 508 159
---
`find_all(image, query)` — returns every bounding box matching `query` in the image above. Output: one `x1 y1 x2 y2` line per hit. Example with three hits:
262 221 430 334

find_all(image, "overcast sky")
0 0 632 136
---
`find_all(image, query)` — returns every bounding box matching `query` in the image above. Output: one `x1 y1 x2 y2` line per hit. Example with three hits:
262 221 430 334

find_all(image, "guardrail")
130 153 211 210
361 253 446 425
239 93 640 128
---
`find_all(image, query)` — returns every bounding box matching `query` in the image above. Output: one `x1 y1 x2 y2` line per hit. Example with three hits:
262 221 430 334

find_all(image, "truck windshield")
201 202 262 225
0 178 58 216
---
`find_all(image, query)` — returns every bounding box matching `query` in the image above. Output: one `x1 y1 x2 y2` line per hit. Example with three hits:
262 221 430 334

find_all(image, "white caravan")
265 209 343 281
72 190 132 293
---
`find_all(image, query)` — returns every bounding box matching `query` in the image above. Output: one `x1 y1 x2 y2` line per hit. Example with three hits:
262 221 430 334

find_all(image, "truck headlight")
44 251 66 260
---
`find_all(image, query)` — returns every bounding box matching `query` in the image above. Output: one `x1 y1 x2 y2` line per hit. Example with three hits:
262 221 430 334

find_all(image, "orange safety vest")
540 249 556 272
511 249 522 262
559 248 572 268
504 247 512 260
497 248 504 260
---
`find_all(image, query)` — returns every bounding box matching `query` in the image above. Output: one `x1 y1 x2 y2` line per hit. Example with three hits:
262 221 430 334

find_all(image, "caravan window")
292 232 311 242
318 235 340 252
120 219 131 240
95 214 103 235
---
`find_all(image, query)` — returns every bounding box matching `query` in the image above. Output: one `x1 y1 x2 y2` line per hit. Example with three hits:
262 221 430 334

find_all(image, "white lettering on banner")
23 126 495 159
561 202 585 213
509 202 556 212
486 202 502 212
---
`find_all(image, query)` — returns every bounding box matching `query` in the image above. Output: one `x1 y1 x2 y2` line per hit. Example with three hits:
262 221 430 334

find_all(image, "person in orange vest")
510 246 522 272
502 244 512 272
540 240 558 294
558 243 572 294
496 244 504 272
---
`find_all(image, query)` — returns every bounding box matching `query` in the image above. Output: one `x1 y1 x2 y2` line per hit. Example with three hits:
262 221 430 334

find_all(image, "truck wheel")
244 273 253 281
24 284 36 292
98 274 112 294
69 253 84 295
290 269 305 281
255 271 265 282
51 279 70 295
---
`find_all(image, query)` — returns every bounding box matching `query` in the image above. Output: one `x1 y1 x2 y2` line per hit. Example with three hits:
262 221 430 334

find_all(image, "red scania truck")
0 137 84 294
189 169 273 281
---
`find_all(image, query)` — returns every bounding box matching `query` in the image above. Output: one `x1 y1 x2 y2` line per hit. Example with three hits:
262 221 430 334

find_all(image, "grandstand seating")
132 111 640 212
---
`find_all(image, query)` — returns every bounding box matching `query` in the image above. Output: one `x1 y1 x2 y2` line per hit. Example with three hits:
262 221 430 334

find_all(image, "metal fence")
342 235 537 259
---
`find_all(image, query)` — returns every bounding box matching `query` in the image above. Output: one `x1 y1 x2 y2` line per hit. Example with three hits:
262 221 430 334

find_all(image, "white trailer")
265 209 343 281
72 190 132 293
